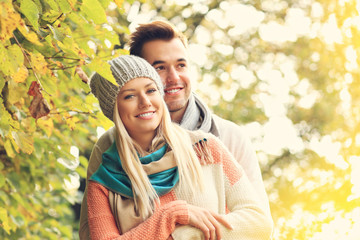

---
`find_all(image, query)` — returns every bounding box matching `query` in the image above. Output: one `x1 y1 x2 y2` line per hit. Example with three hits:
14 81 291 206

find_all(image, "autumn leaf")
0 2 22 42
113 0 124 9
29 53 48 75
27 80 41 96
11 65 29 83
28 81 51 119
75 66 89 84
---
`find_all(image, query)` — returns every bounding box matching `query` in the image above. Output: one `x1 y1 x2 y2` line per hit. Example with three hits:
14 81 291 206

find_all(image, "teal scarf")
90 142 179 198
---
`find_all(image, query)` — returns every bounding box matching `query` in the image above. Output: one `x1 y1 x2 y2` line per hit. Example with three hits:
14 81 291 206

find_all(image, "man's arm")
79 127 116 240
212 115 273 220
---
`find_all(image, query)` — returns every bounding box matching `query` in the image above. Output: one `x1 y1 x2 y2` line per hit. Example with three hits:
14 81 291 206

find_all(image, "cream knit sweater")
87 133 272 240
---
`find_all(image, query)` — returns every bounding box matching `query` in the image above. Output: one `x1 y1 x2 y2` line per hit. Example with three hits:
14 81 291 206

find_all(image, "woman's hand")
187 204 233 240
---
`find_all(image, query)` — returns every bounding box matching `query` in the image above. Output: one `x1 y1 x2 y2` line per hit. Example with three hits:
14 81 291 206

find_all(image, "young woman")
87 55 272 240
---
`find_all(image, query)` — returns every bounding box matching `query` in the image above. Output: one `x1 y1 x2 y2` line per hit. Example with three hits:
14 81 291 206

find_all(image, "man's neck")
169 104 188 123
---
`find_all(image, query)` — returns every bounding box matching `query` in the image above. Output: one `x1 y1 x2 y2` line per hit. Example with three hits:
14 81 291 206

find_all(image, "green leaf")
0 44 23 75
47 24 65 41
20 0 40 31
0 174 5 188
0 74 5 92
4 139 16 158
8 44 24 67
76 166 86 178
57 0 72 13
0 207 11 234
81 0 108 24
98 0 111 8
12 131 34 155
44 0 59 11
87 57 117 86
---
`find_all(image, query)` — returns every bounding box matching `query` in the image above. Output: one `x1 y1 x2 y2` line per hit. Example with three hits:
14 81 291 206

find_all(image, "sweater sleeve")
172 137 273 240
79 127 116 240
87 181 189 240
213 115 272 220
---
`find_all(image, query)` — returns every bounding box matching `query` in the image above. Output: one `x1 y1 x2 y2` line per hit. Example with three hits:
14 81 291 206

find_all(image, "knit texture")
89 55 163 121
89 143 179 198
87 133 272 240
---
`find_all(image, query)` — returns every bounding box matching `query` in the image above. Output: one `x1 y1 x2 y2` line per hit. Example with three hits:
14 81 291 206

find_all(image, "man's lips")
164 87 183 95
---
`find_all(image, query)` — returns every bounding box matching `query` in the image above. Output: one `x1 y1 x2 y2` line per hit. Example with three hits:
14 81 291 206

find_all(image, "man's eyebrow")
151 58 187 66
151 60 165 66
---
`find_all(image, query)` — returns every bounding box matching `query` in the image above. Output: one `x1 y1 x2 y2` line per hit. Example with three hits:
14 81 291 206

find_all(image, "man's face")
141 38 191 122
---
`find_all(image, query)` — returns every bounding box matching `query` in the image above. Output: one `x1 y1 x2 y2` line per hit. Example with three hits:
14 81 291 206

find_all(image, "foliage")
1 0 360 239
0 0 128 238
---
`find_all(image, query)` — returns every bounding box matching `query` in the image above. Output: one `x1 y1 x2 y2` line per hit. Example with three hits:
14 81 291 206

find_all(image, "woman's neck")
131 132 155 153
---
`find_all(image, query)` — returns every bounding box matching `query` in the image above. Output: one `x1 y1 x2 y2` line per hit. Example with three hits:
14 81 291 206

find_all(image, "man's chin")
166 102 186 113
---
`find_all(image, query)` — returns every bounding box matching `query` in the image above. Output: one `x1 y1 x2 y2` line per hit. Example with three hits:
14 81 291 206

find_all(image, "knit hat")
90 55 163 121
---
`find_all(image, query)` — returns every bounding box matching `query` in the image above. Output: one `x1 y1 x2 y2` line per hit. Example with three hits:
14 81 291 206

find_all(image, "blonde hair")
113 98 204 219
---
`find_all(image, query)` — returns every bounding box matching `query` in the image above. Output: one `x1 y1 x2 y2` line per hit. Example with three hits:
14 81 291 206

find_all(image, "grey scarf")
180 93 219 137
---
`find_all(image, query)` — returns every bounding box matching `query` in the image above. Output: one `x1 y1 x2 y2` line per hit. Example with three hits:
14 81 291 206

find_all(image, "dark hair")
129 20 188 57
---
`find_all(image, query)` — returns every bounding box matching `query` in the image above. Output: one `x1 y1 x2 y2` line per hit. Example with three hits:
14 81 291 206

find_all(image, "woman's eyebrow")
119 82 155 95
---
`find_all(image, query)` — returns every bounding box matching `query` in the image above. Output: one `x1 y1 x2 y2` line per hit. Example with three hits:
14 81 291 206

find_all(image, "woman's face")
117 77 163 139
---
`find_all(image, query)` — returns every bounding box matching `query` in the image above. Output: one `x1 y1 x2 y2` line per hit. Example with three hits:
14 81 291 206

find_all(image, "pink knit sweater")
87 133 272 240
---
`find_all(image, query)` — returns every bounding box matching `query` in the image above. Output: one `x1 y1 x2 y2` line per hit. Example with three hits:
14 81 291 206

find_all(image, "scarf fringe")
193 138 213 165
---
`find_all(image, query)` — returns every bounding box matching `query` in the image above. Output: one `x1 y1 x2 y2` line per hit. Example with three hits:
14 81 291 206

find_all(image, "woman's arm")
172 137 273 240
87 181 189 240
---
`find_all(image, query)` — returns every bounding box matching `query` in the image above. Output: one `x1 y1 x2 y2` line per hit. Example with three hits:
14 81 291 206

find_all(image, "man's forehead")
142 39 188 61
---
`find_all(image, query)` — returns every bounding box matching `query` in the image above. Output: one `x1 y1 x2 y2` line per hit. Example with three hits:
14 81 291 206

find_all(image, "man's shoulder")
211 113 251 144
212 114 243 133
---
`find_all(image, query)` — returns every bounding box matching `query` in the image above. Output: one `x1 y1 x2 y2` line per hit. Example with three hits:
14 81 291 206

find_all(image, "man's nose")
165 66 180 84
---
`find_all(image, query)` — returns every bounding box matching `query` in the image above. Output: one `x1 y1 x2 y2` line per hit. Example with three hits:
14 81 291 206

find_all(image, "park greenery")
0 0 359 239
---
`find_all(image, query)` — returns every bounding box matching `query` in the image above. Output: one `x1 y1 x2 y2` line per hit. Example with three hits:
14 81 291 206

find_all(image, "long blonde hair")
113 97 204 219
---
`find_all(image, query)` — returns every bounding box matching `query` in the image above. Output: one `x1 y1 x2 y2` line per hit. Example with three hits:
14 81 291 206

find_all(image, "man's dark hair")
129 20 188 57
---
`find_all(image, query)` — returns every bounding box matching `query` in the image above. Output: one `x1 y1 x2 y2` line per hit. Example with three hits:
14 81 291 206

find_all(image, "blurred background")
0 0 359 239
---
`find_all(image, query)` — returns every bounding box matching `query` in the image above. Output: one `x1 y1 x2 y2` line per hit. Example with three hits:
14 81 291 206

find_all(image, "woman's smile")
117 77 164 141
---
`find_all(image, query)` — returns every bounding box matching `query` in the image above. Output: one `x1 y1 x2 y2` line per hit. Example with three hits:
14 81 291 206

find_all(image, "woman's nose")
139 95 151 108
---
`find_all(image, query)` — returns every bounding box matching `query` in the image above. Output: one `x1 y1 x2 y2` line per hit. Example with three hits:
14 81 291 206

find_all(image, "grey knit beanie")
90 55 163 121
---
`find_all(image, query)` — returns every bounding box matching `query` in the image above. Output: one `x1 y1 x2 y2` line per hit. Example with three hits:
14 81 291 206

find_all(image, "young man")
79 20 272 239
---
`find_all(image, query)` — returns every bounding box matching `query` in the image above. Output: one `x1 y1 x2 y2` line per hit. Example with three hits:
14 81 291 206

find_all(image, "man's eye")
155 66 165 71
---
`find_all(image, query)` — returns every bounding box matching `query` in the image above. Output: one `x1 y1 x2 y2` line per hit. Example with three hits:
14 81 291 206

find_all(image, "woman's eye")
124 95 134 100
147 88 157 94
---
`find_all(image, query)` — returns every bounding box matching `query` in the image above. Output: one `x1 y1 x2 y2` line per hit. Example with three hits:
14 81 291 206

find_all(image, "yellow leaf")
0 207 11 234
29 52 48 75
17 23 42 46
37 117 54 137
11 65 29 83
4 139 16 158
65 115 80 130
7 80 25 105
0 2 22 42
113 0 124 9
12 131 34 155
87 57 118 86
0 43 24 75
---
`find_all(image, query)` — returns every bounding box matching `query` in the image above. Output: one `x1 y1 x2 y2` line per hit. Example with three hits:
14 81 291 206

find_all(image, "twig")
12 34 51 96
